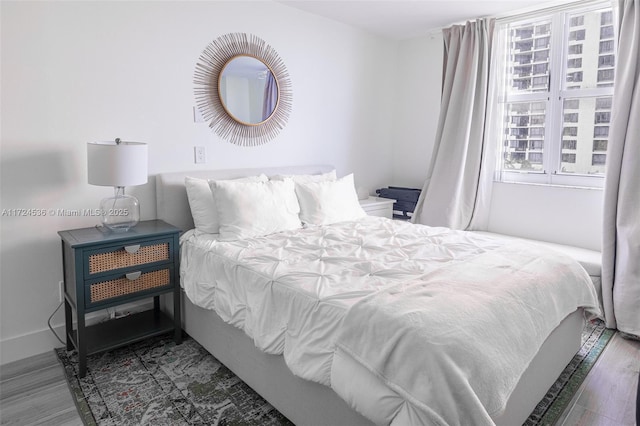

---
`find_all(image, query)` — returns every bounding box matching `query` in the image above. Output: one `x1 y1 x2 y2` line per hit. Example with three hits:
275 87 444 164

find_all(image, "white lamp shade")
87 141 148 187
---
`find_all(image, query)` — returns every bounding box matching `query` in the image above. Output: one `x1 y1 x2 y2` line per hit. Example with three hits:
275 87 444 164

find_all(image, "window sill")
494 180 604 191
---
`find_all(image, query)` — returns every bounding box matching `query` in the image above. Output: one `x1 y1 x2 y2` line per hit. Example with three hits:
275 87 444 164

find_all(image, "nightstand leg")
153 295 160 313
173 290 182 344
64 298 73 351
77 313 87 378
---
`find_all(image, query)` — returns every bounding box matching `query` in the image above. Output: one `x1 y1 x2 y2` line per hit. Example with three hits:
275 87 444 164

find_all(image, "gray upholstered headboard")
155 165 334 232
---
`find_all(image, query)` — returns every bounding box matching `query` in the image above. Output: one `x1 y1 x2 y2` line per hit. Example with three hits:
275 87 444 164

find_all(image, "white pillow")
185 174 267 233
270 170 336 184
295 173 366 226
211 178 302 241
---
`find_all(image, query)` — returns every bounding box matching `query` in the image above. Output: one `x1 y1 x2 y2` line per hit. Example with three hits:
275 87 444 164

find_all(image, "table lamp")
87 138 148 232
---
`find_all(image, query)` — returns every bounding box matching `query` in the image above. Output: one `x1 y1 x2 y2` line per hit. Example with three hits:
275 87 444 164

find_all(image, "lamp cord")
48 301 66 346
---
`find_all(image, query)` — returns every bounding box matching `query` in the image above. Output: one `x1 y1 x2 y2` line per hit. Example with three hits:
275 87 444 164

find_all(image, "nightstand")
58 219 182 378
359 196 395 219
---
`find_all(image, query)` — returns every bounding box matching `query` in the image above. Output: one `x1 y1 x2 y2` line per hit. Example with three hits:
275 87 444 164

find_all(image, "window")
529 152 543 163
594 126 609 137
530 140 544 149
592 154 607 165
597 69 615 83
570 15 584 26
595 111 610 123
600 25 614 38
593 140 608 151
598 55 615 68
564 112 579 122
600 40 614 53
569 29 586 41
568 44 583 54
567 58 582 68
497 3 615 187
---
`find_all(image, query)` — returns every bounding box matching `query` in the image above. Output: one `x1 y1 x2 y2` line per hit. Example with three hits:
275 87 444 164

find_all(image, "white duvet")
180 216 600 425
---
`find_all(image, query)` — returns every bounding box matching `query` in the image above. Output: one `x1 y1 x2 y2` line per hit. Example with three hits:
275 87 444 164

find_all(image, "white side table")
359 196 395 219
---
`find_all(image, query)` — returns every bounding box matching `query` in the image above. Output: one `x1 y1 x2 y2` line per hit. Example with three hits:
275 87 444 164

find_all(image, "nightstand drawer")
86 238 172 277
86 267 172 307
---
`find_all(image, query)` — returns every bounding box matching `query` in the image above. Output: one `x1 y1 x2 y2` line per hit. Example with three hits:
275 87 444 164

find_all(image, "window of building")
595 111 610 124
569 29 586 41
599 40 614 53
597 69 615 83
568 44 583 55
529 152 543 163
497 3 615 187
570 15 585 26
530 140 544 150
564 112 579 122
593 140 608 151
567 58 582 68
600 25 614 38
592 153 607 165
598 54 615 68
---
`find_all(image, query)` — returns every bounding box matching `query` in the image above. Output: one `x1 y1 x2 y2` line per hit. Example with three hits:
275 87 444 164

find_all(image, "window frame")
496 2 615 189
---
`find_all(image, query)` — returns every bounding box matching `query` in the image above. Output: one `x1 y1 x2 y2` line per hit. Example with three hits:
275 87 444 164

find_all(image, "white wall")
488 183 603 251
393 33 603 251
0 1 397 363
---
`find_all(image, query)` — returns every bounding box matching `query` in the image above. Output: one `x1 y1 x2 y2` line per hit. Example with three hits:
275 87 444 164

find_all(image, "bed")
156 165 600 426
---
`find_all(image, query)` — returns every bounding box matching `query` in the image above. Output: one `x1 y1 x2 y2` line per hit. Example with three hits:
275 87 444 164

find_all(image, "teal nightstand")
58 219 182 378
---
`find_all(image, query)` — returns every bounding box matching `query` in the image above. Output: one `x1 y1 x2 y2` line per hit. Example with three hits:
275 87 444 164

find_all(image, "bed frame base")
180 293 374 426
173 293 583 426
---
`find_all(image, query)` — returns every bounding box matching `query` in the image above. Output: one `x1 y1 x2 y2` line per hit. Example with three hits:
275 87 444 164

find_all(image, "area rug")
56 335 293 426
56 319 613 426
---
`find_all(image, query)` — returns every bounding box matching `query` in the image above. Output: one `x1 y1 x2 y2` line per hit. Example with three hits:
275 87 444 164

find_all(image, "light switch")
193 106 204 123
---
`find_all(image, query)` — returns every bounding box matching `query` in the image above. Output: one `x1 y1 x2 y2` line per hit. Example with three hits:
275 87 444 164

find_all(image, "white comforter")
180 216 600 425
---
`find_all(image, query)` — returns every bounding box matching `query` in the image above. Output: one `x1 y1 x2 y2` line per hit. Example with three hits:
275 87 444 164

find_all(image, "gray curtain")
262 72 277 121
412 19 494 229
601 0 640 335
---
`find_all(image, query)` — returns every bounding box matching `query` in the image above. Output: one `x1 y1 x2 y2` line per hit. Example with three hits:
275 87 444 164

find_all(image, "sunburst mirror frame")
194 33 293 147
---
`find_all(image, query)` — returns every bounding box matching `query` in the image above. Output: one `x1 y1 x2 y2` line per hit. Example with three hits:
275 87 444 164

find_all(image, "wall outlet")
194 146 206 164
58 280 64 303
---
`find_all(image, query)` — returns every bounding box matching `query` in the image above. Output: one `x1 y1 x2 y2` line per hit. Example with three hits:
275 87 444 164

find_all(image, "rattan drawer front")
88 241 170 275
89 268 170 304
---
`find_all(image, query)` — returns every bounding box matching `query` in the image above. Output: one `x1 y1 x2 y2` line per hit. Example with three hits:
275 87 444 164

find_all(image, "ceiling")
278 0 576 40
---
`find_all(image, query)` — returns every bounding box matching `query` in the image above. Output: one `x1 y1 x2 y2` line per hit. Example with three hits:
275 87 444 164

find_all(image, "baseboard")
1 300 153 366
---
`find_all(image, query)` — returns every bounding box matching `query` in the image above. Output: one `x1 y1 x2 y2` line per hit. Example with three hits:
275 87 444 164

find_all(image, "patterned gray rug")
56 319 612 426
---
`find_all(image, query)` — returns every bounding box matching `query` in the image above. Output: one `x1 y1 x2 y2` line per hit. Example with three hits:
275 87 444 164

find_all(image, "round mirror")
219 56 278 125
194 33 292 146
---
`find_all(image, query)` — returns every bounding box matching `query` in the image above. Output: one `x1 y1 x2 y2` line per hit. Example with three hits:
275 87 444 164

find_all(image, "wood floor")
0 333 638 425
0 351 82 425
558 333 640 426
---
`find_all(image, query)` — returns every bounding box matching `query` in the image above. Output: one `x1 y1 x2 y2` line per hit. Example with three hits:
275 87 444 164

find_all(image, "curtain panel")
412 19 495 230
601 0 640 335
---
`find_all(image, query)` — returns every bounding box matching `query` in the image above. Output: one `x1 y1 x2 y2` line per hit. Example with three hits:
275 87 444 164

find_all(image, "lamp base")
100 189 140 232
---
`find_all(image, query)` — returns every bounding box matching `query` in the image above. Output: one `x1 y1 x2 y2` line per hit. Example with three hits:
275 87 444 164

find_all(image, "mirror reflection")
219 55 278 125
